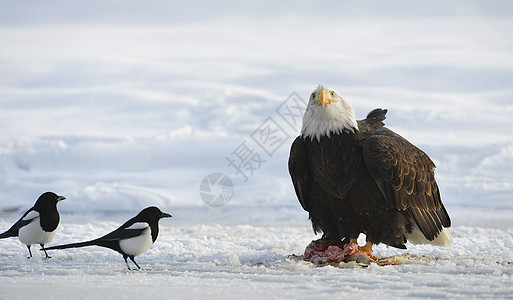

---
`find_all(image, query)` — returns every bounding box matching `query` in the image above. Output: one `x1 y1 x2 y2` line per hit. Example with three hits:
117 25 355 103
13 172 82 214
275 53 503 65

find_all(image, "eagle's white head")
301 84 359 142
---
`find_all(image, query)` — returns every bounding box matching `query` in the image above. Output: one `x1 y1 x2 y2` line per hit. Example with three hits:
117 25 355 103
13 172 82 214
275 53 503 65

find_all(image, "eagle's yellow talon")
358 242 378 260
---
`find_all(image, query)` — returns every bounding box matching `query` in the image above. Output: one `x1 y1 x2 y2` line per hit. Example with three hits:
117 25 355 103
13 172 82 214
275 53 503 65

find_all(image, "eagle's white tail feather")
406 224 453 246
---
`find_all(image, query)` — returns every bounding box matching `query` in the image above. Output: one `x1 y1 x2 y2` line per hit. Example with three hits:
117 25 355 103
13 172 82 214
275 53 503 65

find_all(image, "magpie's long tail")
0 231 16 239
44 240 98 250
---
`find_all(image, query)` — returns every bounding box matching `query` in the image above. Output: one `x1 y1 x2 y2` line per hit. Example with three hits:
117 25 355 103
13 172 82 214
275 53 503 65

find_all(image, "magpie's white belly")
18 217 44 246
17 211 58 246
40 229 57 245
119 227 153 256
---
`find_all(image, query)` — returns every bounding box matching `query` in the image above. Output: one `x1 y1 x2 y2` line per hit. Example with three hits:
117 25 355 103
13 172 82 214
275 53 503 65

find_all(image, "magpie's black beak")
160 212 172 218
57 195 66 201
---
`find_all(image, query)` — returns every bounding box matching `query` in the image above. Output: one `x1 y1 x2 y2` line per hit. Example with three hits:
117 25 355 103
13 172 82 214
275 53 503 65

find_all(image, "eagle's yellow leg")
345 239 377 260
358 241 378 260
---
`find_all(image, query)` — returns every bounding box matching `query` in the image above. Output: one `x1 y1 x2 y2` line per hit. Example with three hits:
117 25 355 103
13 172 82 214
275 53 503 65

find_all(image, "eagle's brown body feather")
289 109 451 248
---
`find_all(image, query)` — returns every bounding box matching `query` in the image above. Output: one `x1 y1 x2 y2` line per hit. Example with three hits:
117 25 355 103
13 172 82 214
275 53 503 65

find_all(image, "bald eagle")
289 85 452 256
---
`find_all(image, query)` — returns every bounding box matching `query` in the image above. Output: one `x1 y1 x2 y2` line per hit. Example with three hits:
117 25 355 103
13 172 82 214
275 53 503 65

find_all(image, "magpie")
0 192 66 258
44 206 171 270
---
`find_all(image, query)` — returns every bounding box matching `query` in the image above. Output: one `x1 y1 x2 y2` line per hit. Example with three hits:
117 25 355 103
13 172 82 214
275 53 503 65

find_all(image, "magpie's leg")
123 255 132 270
40 244 51 258
129 256 141 270
26 245 32 258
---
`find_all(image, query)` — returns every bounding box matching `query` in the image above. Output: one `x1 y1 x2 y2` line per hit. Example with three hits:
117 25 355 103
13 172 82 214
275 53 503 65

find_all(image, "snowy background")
1 1 513 298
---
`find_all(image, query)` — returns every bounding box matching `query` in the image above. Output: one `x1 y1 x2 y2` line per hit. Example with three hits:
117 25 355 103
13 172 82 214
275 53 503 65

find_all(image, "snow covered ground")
1 1 513 299
0 222 512 299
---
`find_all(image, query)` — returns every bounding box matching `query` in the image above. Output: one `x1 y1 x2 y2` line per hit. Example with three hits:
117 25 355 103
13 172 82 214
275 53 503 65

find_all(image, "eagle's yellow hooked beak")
315 89 332 107
320 89 329 107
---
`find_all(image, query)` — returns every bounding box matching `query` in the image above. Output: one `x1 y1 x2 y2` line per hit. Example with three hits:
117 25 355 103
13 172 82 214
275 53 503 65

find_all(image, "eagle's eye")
311 93 316 99
330 91 336 97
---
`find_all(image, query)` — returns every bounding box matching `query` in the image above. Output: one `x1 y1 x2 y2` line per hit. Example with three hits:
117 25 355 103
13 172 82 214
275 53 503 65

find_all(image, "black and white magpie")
44 206 171 270
0 192 66 258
